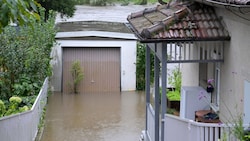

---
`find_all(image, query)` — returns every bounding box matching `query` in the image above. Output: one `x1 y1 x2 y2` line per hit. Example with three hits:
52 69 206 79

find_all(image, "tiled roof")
204 0 250 5
127 2 230 42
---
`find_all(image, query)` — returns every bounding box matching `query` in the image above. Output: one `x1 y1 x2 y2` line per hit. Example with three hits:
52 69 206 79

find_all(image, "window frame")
210 63 220 112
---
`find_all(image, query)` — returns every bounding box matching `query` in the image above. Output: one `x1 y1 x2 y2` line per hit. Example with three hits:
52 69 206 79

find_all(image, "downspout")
195 0 250 13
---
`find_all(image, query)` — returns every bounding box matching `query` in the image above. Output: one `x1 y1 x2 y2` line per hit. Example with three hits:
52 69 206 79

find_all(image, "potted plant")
206 79 214 93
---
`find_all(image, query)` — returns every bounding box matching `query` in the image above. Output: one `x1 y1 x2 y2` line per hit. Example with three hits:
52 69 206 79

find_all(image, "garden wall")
0 78 48 141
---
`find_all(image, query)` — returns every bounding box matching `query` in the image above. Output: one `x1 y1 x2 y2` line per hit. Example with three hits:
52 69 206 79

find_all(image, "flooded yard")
40 91 146 141
42 4 152 141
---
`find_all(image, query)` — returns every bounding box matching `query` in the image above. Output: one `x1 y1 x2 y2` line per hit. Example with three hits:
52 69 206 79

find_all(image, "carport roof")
127 1 231 42
56 21 132 33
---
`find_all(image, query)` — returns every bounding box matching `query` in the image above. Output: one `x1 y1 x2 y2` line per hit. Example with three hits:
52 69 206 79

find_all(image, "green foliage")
0 96 36 117
5 96 23 116
245 134 250 141
90 0 109 6
134 0 147 5
0 100 6 117
13 75 40 96
221 113 250 141
0 0 40 32
20 95 37 108
167 108 177 114
167 90 180 101
232 115 245 141
70 61 84 94
168 67 182 91
0 8 56 100
19 106 29 112
37 0 76 20
167 67 181 101
136 43 154 90
38 107 46 129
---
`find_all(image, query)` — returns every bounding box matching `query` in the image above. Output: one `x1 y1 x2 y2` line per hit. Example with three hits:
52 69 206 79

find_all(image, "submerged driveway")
40 91 145 141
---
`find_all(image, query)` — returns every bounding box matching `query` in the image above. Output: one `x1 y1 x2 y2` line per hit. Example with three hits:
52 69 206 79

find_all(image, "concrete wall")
50 32 137 92
215 8 250 123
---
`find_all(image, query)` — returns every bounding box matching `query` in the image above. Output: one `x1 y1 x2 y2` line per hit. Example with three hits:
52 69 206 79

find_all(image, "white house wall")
215 8 250 123
181 63 199 86
181 43 199 86
50 39 137 92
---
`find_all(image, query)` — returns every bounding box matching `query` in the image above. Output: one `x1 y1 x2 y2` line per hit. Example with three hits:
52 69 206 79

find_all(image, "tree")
136 43 154 90
0 0 40 32
36 0 76 20
70 61 84 94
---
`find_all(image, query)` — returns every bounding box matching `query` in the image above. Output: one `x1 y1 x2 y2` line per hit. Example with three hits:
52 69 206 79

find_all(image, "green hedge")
0 9 56 101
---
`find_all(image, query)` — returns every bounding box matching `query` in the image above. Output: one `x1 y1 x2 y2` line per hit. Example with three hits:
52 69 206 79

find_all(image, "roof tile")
127 2 230 41
203 0 250 5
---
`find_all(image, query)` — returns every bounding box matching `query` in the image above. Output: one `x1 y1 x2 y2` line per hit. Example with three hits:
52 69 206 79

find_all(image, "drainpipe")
195 0 250 14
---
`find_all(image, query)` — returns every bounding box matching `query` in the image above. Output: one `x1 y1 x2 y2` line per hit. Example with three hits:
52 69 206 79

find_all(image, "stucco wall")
216 8 250 122
181 63 199 86
50 37 137 92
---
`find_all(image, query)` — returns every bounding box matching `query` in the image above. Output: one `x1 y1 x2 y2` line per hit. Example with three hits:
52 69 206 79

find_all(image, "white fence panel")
164 114 246 141
146 104 155 141
0 78 48 141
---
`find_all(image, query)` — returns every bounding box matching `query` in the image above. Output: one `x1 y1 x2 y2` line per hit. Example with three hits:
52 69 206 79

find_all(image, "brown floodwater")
40 91 146 141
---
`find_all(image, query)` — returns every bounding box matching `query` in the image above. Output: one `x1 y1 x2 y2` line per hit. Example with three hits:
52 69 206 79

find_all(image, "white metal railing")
0 78 48 141
164 114 248 141
166 41 224 63
146 103 155 141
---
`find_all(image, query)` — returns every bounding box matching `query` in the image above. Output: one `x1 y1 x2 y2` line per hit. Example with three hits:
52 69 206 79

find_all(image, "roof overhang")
195 0 250 13
127 1 231 43
55 31 137 40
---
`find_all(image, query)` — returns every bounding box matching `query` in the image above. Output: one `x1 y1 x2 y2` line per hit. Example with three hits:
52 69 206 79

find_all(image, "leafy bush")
136 43 154 90
69 61 84 94
0 100 5 117
0 96 35 117
167 90 180 101
0 8 56 100
167 67 182 101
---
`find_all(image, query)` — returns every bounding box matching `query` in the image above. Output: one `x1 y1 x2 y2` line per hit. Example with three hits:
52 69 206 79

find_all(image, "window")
211 64 220 112
199 63 208 88
199 62 220 112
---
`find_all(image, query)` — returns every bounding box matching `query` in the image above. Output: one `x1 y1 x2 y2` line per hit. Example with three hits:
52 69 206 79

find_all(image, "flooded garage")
40 91 146 141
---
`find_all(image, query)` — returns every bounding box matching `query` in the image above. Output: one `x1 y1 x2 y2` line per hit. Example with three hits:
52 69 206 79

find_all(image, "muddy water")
40 91 145 141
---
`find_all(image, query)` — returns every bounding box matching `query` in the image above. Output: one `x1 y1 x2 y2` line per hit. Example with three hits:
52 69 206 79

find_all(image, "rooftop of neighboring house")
197 0 250 5
56 21 132 33
127 1 232 42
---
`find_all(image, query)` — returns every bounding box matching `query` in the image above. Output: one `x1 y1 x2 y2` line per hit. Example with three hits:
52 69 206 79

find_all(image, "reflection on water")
40 91 145 141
